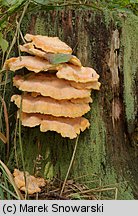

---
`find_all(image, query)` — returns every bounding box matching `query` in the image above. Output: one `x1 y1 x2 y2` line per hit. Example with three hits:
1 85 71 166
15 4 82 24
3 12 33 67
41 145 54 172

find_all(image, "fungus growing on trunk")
24 34 72 54
13 73 91 100
20 43 82 66
5 33 101 139
56 63 99 83
19 112 90 139
4 56 61 73
70 80 101 90
11 94 90 118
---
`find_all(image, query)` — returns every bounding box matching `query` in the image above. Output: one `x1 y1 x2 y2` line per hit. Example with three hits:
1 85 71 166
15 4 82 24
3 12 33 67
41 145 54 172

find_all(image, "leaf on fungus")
20 43 82 66
13 73 91 100
56 63 100 83
11 94 90 118
4 56 61 73
24 34 72 54
19 112 90 139
45 53 72 64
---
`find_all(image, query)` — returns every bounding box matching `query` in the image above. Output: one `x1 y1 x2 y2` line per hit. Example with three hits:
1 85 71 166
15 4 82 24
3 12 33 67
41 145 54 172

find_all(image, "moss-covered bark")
7 8 138 199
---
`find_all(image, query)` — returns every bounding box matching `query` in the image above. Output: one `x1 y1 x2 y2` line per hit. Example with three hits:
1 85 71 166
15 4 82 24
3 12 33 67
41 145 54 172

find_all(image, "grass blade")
0 132 7 144
0 96 9 158
0 184 5 200
0 183 19 200
0 160 24 200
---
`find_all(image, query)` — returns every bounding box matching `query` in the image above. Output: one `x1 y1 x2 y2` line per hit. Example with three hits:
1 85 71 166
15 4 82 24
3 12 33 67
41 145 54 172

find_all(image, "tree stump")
8 8 138 199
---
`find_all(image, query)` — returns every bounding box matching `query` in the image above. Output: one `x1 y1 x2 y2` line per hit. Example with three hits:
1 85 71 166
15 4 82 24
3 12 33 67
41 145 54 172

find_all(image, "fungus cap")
24 34 72 54
56 63 99 83
19 112 90 139
13 169 45 195
4 56 61 73
70 81 101 90
11 94 90 118
13 73 91 100
20 43 81 67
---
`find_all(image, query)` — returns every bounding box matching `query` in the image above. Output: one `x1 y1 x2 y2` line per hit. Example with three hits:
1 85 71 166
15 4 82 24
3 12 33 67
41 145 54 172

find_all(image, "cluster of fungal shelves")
4 34 101 139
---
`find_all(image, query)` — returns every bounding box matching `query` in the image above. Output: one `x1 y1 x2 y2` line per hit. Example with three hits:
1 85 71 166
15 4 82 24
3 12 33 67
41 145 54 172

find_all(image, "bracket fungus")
13 73 91 100
13 169 46 195
4 56 61 73
24 34 72 54
11 94 90 118
5 34 101 139
56 63 99 83
20 43 81 67
19 112 90 139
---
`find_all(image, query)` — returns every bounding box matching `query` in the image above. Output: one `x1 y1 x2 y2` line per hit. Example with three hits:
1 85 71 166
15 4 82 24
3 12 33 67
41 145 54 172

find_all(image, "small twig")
98 178 102 200
19 28 26 43
71 183 84 193
73 173 98 180
18 95 28 199
68 187 118 197
68 184 80 193
115 187 118 200
13 117 19 168
16 19 22 59
79 179 100 185
50 188 61 193
60 136 79 196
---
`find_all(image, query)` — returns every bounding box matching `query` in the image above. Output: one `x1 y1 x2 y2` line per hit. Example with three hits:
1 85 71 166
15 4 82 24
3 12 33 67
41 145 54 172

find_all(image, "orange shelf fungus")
20 43 81 67
24 34 72 54
11 94 90 118
5 33 101 139
4 56 61 73
56 63 99 83
13 73 91 100
13 169 46 195
19 112 90 139
70 80 101 90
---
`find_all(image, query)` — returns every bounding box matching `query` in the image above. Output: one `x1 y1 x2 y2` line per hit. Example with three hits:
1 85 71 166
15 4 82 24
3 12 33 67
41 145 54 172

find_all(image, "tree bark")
8 8 138 199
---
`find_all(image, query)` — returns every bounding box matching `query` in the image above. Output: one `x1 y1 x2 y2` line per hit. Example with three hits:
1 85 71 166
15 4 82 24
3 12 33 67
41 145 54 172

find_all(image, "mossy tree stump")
7 8 138 199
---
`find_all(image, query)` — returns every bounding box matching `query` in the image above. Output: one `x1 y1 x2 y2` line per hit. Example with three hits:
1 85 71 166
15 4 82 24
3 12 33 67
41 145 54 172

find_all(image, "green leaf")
32 0 64 5
1 0 24 7
32 0 49 4
46 53 72 65
130 0 138 3
0 33 8 54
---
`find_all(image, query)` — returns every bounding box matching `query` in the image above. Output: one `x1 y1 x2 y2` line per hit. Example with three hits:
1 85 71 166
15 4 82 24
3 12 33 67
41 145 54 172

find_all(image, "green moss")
121 14 138 133
35 15 46 35
89 96 106 174
103 168 134 200
69 94 106 182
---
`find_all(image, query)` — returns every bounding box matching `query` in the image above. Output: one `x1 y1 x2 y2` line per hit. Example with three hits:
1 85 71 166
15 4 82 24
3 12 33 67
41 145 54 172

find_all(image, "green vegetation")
0 1 137 64
121 14 138 133
0 159 23 199
0 0 137 200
